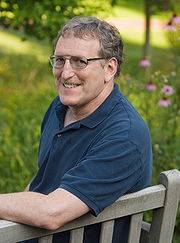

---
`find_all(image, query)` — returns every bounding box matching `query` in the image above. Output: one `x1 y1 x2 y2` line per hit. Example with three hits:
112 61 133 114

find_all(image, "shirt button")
57 133 61 138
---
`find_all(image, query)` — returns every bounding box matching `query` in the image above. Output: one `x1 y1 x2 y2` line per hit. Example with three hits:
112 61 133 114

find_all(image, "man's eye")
79 59 87 64
73 57 87 65
56 57 64 63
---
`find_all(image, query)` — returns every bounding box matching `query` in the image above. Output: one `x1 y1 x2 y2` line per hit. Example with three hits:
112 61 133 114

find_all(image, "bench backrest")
0 169 179 243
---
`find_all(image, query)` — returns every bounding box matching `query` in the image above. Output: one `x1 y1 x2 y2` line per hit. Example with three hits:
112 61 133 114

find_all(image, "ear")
104 58 118 83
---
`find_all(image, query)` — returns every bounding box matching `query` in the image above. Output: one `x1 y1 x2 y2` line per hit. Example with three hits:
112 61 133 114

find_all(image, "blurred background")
0 0 179 241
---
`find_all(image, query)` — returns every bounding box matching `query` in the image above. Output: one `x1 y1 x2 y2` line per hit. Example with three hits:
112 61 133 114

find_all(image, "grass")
110 0 173 20
111 0 144 18
0 29 51 62
112 5 144 19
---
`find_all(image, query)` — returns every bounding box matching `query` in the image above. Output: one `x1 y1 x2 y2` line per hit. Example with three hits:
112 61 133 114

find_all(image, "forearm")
0 191 47 228
0 189 89 230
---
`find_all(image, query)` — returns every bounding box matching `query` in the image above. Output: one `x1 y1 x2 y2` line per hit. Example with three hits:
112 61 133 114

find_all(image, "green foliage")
0 52 56 192
0 0 112 42
150 0 180 13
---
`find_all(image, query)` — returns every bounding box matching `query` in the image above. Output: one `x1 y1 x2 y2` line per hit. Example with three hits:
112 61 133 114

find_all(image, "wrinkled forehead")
54 26 101 49
55 34 102 58
55 30 101 55
61 29 99 41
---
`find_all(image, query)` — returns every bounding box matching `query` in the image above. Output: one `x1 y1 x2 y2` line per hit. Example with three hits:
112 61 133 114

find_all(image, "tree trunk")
143 0 152 58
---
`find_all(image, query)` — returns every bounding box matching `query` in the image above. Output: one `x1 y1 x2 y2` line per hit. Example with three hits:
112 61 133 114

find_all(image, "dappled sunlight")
111 6 144 19
106 17 170 49
121 31 144 44
0 30 51 62
151 30 170 48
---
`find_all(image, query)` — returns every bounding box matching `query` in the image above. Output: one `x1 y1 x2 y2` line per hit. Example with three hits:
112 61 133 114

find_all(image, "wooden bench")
0 169 179 243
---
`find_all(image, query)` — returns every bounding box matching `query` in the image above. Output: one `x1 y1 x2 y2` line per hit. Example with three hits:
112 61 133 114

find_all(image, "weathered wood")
150 169 180 243
140 221 150 243
99 219 115 243
128 212 143 243
0 220 50 243
0 185 166 243
69 227 84 243
0 169 179 243
58 184 166 233
38 235 53 243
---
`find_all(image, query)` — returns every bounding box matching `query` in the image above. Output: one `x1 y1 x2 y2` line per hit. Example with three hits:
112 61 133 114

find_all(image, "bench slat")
140 221 150 243
99 219 115 243
69 227 84 243
58 185 165 233
0 185 166 243
128 212 143 243
38 235 53 243
150 170 180 243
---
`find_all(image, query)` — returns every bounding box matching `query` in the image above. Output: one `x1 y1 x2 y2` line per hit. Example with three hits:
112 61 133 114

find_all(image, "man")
0 17 152 242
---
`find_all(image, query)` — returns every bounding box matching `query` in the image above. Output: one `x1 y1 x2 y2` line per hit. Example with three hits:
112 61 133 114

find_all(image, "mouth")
62 82 81 88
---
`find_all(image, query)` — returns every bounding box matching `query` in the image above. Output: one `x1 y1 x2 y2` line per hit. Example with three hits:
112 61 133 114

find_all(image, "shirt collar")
55 83 122 129
80 83 121 128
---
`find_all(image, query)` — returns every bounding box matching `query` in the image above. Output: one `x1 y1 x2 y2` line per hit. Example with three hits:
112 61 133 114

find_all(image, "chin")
60 98 79 107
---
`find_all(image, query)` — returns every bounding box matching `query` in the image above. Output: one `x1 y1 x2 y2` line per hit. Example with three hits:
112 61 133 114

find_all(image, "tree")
143 0 151 58
143 0 179 58
0 0 113 43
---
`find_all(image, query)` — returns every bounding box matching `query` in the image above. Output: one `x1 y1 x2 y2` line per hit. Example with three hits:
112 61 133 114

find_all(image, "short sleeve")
60 138 143 216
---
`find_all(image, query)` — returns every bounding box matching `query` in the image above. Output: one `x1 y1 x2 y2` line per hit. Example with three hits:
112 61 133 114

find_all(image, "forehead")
55 36 100 57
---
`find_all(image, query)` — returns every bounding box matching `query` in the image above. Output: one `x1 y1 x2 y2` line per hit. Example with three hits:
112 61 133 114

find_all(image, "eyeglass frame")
49 55 105 70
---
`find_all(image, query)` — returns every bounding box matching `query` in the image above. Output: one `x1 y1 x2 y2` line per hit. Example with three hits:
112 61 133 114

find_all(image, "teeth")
64 84 79 88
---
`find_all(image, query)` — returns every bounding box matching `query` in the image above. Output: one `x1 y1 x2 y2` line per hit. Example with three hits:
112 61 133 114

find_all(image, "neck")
64 82 114 127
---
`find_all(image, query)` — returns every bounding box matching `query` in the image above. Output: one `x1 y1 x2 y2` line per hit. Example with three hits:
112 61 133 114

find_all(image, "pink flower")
172 16 180 24
171 13 180 24
164 22 176 31
161 85 174 96
139 59 151 67
145 83 157 91
157 98 171 107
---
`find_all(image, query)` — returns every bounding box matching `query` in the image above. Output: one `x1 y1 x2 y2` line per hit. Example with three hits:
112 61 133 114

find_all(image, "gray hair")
54 16 124 77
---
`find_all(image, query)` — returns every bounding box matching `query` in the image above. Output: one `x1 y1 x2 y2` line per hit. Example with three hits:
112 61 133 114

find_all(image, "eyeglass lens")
51 56 88 69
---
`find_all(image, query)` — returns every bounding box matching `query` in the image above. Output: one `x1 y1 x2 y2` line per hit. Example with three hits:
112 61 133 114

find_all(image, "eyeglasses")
49 55 105 70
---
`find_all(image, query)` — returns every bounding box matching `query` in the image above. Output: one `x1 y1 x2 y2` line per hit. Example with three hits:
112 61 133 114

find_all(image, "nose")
61 59 75 80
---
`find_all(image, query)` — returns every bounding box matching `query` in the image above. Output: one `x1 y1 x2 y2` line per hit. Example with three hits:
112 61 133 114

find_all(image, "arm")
0 188 90 230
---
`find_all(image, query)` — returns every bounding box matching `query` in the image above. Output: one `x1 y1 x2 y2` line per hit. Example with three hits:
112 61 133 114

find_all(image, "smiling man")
52 27 117 126
0 17 152 243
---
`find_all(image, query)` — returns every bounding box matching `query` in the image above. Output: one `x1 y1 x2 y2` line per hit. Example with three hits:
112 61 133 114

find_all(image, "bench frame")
0 169 179 243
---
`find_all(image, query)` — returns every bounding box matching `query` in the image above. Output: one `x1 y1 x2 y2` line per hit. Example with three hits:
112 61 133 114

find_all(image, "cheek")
89 68 105 86
53 68 61 79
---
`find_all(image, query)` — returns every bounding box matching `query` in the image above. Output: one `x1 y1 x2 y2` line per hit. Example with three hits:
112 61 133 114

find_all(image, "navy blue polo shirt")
28 83 152 243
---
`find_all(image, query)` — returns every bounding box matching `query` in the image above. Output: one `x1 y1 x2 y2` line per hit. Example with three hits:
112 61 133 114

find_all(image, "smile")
63 83 80 88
